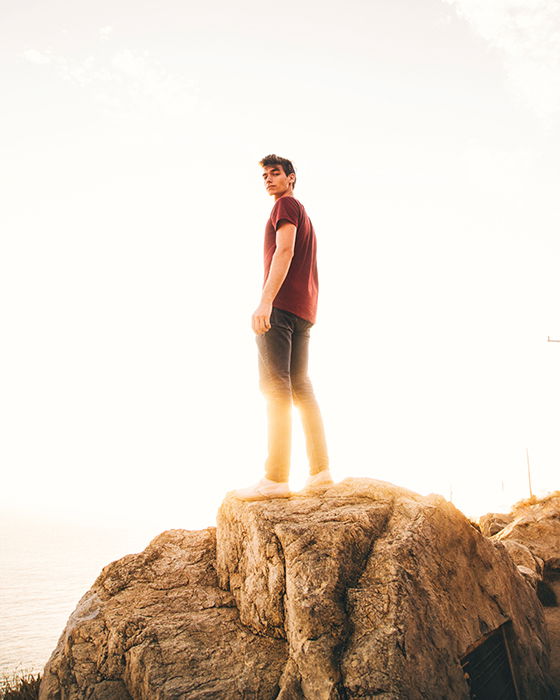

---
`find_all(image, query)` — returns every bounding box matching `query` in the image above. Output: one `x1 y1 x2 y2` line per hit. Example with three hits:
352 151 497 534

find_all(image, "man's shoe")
302 469 334 493
232 477 291 501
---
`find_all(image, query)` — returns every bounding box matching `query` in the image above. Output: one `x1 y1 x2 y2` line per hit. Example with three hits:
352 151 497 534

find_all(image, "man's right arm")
252 221 296 335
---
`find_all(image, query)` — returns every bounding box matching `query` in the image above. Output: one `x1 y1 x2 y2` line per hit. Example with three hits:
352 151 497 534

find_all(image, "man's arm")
252 221 296 335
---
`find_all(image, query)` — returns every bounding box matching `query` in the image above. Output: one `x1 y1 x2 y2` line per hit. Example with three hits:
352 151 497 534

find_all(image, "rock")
217 478 553 699
494 494 560 567
517 564 542 589
216 479 398 697
545 578 560 691
500 539 544 581
39 529 287 700
479 512 514 537
486 492 560 695
40 478 555 699
501 539 545 575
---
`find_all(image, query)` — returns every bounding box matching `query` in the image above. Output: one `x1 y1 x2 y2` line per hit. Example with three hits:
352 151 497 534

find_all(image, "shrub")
0 673 41 700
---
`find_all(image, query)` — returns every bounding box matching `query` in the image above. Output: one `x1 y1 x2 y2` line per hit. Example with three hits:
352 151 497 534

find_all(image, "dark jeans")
256 307 329 483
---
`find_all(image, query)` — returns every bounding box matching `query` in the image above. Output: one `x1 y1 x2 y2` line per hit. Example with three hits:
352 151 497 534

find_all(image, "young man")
234 154 332 500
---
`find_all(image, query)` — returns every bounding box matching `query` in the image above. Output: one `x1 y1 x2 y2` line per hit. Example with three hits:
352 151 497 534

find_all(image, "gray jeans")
256 307 329 482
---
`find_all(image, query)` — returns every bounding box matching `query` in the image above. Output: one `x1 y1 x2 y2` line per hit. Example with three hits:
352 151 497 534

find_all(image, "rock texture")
39 529 287 699
479 512 514 537
40 479 555 699
500 539 544 590
483 492 560 693
493 493 560 565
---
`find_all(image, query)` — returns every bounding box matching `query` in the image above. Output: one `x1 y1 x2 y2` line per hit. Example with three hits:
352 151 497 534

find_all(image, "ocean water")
0 513 155 678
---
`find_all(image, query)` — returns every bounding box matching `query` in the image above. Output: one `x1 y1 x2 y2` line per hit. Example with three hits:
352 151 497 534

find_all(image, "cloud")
22 40 197 118
443 0 560 118
112 48 145 77
99 26 113 42
22 49 51 65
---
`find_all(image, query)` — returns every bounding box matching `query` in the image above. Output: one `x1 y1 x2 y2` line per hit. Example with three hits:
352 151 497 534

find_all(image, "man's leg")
290 317 329 476
256 308 294 483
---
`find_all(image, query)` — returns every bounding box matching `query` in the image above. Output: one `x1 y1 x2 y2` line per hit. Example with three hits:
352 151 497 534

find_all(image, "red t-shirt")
263 195 319 324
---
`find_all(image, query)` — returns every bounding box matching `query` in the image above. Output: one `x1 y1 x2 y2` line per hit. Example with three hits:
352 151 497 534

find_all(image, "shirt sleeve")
270 197 300 230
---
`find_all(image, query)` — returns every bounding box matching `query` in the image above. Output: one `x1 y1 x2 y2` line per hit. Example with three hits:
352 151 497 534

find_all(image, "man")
234 154 333 500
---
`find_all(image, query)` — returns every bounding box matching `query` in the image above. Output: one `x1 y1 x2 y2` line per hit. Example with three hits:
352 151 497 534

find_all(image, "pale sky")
1 0 560 530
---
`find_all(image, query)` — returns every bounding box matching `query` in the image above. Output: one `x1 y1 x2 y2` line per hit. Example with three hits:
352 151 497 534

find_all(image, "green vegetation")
0 673 41 700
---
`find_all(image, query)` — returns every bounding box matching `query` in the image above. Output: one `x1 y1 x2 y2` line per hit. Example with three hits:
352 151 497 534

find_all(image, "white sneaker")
232 477 291 501
302 469 334 492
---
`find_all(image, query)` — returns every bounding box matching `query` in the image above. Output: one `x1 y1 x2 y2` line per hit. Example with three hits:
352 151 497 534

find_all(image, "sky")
1 0 560 530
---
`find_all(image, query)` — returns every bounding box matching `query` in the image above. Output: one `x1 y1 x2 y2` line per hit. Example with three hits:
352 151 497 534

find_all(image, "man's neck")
274 190 294 201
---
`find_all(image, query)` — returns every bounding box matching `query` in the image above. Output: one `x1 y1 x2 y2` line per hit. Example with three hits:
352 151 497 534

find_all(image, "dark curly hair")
259 154 296 189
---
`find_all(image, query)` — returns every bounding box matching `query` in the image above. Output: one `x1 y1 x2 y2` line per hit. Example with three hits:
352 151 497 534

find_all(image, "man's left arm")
252 221 296 335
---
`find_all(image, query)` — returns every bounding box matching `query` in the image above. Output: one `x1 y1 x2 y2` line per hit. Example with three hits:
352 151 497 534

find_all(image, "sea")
0 512 158 679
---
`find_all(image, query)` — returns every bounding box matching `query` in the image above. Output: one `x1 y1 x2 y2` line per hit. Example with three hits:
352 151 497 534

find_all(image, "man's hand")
252 301 272 335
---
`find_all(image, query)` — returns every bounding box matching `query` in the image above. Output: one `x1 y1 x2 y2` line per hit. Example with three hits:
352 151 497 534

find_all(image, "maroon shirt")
264 195 319 324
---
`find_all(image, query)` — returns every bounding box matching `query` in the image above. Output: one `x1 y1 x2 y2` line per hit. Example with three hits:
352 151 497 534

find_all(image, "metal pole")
526 448 533 499
547 336 560 342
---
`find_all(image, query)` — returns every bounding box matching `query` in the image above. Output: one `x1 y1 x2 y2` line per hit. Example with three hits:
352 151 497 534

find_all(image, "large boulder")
493 494 560 567
40 479 555 699
39 529 287 699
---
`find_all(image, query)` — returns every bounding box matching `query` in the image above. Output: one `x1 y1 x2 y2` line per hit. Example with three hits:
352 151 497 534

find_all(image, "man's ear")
288 173 295 186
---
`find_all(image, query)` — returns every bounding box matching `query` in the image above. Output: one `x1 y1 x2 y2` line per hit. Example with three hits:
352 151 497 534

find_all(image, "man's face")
262 164 295 199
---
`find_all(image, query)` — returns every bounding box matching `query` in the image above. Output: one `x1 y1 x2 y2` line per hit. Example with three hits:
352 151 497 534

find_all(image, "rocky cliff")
39 479 555 699
482 491 560 693
492 492 560 569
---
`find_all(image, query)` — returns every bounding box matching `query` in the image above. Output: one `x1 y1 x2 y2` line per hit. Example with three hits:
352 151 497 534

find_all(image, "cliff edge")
39 478 555 699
